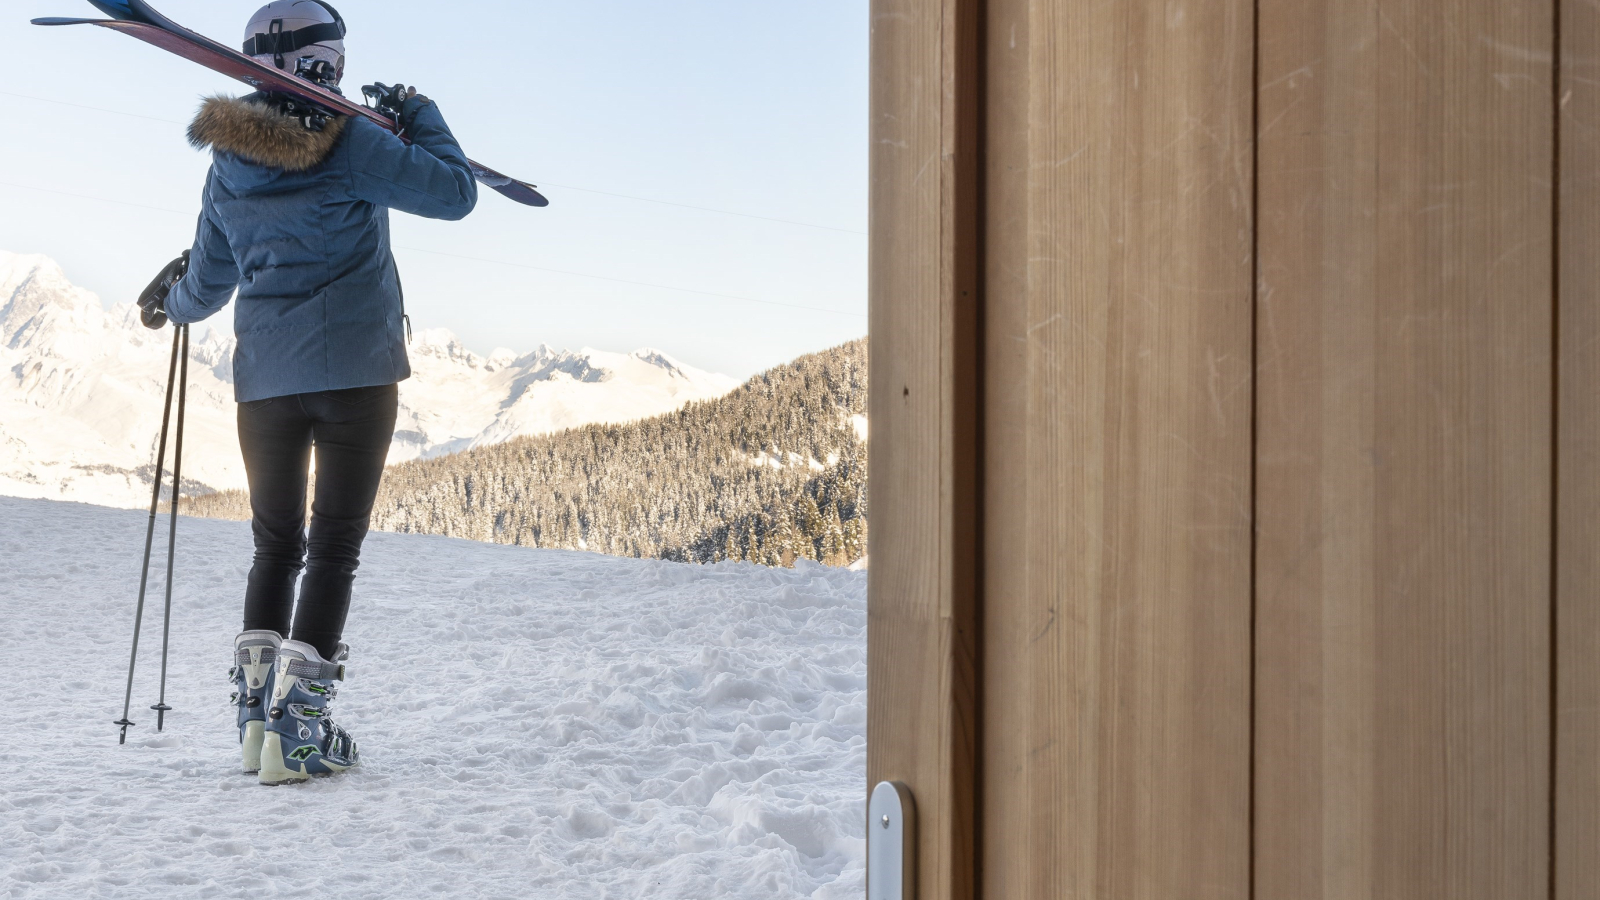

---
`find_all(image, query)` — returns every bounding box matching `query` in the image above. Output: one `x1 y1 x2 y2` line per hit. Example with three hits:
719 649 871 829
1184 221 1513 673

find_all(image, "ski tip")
31 16 112 26
489 181 550 208
468 163 550 208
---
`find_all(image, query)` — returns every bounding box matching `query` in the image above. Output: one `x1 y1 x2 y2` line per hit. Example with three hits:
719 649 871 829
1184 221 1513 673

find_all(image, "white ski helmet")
242 0 346 82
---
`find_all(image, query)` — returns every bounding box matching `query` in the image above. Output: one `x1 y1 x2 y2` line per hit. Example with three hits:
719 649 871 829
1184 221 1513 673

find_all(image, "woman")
144 0 476 784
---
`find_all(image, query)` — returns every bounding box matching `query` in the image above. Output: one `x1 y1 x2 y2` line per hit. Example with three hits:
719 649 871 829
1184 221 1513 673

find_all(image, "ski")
34 0 549 208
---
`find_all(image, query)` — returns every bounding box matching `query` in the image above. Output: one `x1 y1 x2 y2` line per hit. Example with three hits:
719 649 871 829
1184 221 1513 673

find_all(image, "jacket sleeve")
165 169 240 325
345 101 479 220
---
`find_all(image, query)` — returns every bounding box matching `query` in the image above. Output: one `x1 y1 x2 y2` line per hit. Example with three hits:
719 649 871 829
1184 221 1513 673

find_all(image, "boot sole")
258 732 356 785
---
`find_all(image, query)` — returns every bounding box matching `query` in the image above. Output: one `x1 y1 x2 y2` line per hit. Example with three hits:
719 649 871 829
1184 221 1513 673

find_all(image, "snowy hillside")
0 496 866 899
0 251 738 509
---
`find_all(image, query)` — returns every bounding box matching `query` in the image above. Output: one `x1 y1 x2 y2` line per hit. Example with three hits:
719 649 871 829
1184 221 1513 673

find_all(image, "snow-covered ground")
0 251 739 509
0 497 866 899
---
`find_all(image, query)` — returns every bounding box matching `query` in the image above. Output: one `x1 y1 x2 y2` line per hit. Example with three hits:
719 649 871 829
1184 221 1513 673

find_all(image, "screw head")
881 814 891 829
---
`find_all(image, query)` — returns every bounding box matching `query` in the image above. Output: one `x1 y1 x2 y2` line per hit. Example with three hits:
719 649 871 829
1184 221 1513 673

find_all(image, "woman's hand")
137 250 190 330
398 87 433 137
360 83 432 137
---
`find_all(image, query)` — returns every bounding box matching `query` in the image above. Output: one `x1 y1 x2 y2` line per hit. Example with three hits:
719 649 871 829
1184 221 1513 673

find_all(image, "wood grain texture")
978 0 1030 895
980 0 1256 896
866 0 984 895
1253 1 1555 897
1557 0 1600 894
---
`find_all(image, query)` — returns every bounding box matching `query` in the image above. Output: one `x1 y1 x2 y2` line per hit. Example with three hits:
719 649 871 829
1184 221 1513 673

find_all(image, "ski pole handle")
137 250 190 330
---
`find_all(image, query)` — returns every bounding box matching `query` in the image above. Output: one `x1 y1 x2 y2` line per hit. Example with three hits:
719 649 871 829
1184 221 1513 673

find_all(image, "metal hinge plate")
867 780 915 900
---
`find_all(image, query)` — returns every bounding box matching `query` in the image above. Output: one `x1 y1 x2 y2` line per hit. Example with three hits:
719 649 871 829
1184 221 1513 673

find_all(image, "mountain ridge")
189 338 871 568
0 250 739 508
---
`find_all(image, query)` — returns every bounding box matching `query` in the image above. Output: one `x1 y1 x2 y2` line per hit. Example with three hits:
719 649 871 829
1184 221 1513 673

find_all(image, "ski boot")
258 640 360 785
230 630 282 774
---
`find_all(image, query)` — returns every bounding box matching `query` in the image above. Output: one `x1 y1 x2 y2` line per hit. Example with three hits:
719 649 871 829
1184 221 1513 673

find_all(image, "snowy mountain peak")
484 347 520 370
0 251 76 303
629 348 691 379
410 327 484 366
0 251 106 352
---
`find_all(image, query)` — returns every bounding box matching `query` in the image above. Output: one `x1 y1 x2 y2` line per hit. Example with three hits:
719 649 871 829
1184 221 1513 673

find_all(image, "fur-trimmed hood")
187 95 346 171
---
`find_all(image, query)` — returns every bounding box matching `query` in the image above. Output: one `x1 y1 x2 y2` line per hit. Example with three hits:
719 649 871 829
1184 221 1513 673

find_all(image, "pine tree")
822 503 847 566
796 494 824 560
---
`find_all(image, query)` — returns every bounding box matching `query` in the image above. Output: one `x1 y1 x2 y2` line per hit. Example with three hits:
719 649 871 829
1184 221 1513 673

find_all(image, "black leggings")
237 383 398 659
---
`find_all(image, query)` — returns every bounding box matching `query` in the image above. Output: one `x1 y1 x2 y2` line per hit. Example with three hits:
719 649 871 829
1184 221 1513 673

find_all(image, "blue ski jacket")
166 93 477 402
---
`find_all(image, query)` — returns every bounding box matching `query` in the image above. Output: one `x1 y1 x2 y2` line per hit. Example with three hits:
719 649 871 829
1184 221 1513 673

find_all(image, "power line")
0 179 865 319
2 88 866 236
0 179 193 216
394 245 864 318
0 89 188 126
536 182 865 235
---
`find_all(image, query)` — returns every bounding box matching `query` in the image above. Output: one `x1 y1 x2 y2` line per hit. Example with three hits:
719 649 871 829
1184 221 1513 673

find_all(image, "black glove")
137 250 190 330
361 83 431 137
398 89 433 135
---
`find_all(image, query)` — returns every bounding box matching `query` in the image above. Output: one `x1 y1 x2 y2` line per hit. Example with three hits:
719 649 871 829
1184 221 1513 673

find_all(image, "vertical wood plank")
866 0 983 895
1254 0 1555 896
1252 5 1381 896
1557 0 1600 893
978 0 1030 895
981 0 1256 896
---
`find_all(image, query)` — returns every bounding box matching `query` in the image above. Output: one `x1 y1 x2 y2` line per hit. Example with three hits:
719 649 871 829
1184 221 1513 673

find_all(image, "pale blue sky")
1 0 867 379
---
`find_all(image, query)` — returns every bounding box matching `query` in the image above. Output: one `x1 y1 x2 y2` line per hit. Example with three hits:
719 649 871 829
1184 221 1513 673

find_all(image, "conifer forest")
186 339 868 567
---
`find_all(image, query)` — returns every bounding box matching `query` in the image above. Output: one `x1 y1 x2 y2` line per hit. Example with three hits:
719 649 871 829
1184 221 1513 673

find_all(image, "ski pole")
116 325 181 744
151 323 189 732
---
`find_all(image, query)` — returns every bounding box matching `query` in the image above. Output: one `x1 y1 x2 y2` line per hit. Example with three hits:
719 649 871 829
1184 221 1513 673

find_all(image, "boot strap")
285 659 345 681
235 646 279 666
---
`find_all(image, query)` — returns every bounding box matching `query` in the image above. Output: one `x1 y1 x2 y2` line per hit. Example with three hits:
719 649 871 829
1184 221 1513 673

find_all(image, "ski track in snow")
0 497 866 899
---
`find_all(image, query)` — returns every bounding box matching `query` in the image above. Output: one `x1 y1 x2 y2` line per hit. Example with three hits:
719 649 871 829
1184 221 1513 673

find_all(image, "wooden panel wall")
979 0 1257 897
1557 0 1600 894
872 0 1570 896
866 0 984 895
1253 1 1555 898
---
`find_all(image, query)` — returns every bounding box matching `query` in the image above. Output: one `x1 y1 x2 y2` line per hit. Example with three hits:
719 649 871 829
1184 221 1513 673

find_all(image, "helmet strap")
270 18 284 69
244 15 346 67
